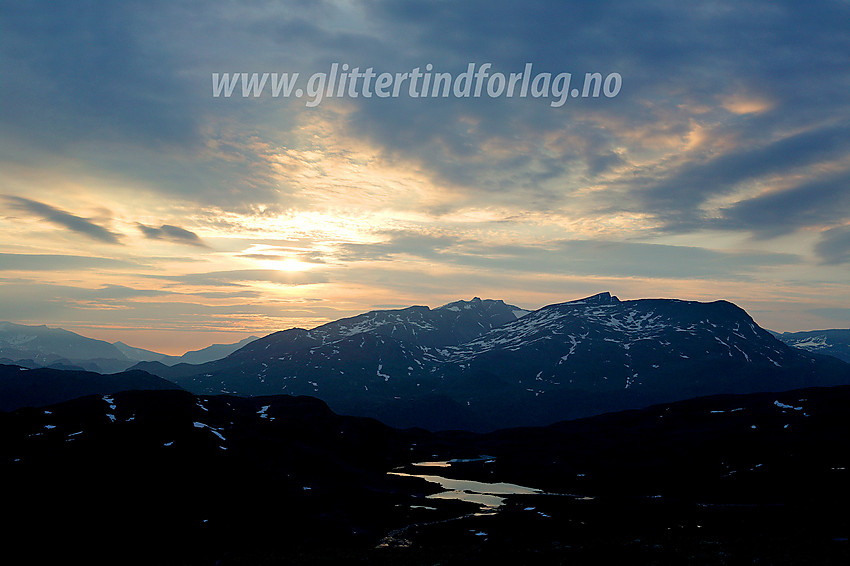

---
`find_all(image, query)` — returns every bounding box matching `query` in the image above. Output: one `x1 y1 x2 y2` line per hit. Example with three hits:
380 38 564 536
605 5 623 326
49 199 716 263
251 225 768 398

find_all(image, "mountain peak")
564 291 620 305
436 297 492 310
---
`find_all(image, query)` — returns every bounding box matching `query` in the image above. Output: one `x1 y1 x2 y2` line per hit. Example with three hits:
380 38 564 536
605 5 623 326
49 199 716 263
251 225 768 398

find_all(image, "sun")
235 244 318 272
265 258 314 272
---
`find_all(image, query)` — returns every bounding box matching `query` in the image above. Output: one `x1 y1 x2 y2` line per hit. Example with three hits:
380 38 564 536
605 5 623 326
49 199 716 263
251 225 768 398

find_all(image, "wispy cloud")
815 226 850 265
146 269 329 287
635 124 850 233
4 196 122 244
136 223 209 247
336 231 802 280
0 253 133 271
715 168 850 238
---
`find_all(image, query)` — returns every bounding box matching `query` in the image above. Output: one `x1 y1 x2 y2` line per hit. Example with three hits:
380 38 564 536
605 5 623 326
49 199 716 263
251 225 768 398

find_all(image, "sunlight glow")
263 258 314 272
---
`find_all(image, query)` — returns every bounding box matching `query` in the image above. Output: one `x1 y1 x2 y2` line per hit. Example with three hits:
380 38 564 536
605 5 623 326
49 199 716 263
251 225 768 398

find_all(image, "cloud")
137 223 209 247
715 168 850 238
337 230 462 261
814 226 850 265
147 269 329 287
0 1 199 152
235 245 327 264
0 281 308 333
4 196 122 243
238 253 325 264
0 253 133 271
637 124 850 227
4 0 850 221
338 0 850 214
83 284 170 300
189 290 263 299
333 230 801 280
3 0 850 341
806 308 850 324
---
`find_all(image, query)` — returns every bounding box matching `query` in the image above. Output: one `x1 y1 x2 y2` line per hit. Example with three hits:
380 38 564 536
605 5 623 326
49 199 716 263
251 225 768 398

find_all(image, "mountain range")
4 293 850 430
129 292 850 431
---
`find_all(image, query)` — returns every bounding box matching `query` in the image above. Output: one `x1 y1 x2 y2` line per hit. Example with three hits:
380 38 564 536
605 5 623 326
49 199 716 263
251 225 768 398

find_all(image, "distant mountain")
155 293 850 431
0 321 122 359
176 336 260 364
773 328 850 363
3 385 850 563
0 321 258 372
0 321 133 373
114 336 258 365
112 341 172 363
0 364 182 411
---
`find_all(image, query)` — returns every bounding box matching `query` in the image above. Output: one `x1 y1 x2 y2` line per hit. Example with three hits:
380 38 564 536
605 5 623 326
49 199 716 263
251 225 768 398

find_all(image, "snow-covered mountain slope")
773 329 850 362
437 292 801 393
306 298 529 347
160 293 850 431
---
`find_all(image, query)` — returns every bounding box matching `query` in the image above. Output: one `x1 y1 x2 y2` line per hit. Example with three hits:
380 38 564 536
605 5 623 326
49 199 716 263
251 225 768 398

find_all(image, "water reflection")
410 455 497 468
390 464 541 512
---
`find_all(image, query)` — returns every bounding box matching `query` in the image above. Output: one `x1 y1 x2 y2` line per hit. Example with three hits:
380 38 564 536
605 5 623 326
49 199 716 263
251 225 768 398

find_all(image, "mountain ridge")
0 364 182 411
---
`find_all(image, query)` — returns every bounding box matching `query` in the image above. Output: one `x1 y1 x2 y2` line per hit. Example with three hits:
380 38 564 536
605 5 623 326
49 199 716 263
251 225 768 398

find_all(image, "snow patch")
257 405 272 420
774 400 804 411
193 422 226 442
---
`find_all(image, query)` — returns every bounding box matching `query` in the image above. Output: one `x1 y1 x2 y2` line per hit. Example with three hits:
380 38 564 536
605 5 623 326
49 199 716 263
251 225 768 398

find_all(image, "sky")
2 0 850 355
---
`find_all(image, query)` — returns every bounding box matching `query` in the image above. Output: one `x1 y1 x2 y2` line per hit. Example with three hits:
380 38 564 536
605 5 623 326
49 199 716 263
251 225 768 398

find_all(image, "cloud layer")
2 0 849 351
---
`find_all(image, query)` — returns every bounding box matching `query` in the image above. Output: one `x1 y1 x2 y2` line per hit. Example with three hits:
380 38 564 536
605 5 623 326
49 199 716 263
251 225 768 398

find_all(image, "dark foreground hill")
3 386 850 564
143 293 850 431
0 364 181 411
